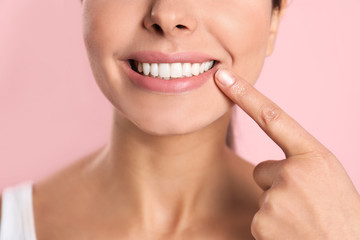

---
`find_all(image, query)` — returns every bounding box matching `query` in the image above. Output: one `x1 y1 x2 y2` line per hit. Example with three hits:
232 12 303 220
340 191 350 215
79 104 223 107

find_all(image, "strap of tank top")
0 180 37 240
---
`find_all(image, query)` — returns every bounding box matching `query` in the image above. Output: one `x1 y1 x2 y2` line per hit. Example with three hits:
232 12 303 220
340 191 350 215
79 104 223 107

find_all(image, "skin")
1 0 359 239
214 69 360 239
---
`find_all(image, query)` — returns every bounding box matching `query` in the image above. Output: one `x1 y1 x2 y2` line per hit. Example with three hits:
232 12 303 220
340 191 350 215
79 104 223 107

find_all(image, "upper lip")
127 51 217 64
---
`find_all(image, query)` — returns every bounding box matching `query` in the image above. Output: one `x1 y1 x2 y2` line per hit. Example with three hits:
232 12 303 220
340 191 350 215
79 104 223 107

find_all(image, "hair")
272 0 282 10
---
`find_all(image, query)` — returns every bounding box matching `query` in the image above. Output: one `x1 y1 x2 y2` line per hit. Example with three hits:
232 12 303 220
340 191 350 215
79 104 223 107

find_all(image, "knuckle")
251 211 263 237
253 161 267 179
258 191 268 209
277 161 296 181
231 81 248 97
258 103 282 127
253 161 272 191
312 149 335 162
260 190 279 214
251 210 272 239
309 150 339 173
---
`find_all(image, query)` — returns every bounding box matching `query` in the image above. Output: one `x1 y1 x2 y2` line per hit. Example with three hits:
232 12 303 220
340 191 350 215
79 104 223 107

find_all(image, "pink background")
0 0 359 192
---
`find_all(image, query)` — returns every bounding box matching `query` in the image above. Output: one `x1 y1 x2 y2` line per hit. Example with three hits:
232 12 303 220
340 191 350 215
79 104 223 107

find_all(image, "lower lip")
122 60 219 94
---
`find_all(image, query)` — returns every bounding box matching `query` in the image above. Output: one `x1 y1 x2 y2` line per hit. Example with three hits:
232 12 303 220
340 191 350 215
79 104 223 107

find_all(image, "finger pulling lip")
121 59 220 94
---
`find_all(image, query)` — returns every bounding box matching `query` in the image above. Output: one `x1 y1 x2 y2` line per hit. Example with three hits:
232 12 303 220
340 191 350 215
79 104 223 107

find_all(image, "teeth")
150 63 159 77
137 62 143 73
182 63 192 77
204 61 211 71
191 63 200 76
159 63 171 79
143 63 150 75
199 62 205 74
170 63 182 78
133 61 215 80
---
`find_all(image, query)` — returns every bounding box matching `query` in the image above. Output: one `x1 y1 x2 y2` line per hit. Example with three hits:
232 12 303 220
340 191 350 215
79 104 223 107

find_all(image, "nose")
143 0 198 38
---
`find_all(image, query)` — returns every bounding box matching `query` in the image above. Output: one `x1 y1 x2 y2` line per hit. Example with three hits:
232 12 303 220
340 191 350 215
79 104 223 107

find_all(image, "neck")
86 107 235 233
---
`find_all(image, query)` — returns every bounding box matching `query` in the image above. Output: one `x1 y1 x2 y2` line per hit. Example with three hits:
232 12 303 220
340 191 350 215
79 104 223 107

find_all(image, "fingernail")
215 69 235 87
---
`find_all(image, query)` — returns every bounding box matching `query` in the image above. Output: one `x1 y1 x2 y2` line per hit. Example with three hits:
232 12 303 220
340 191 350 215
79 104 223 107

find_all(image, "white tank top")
0 180 37 240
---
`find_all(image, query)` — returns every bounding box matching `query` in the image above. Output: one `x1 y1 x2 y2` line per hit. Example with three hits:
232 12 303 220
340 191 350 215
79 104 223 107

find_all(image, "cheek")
205 1 272 84
113 86 233 136
82 0 143 104
82 0 139 57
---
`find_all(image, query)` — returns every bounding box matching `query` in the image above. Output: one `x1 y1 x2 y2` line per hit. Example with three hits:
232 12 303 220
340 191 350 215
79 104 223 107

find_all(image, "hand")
214 68 360 240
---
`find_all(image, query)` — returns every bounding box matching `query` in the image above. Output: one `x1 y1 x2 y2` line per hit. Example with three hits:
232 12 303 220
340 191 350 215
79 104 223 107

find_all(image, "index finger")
215 68 326 158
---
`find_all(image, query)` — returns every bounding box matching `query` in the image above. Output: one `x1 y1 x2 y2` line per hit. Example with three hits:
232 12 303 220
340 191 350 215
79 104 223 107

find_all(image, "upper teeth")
135 60 215 80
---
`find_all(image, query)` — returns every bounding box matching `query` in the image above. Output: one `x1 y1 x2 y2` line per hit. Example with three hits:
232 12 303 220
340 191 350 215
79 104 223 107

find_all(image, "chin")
115 101 233 137
132 118 207 136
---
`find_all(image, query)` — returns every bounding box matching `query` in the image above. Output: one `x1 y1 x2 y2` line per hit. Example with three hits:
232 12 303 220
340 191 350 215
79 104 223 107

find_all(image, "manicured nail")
215 69 235 87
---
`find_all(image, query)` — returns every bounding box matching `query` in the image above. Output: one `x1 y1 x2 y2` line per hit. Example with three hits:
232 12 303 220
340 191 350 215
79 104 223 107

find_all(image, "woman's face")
82 0 282 136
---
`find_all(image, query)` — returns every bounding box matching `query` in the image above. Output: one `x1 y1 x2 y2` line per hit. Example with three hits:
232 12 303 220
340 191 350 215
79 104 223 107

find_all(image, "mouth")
128 59 219 80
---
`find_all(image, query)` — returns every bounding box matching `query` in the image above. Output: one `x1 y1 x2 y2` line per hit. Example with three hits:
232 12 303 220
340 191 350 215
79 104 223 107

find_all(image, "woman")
0 0 359 239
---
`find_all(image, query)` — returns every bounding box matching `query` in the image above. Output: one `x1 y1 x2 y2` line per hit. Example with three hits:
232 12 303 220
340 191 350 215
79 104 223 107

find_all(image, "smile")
129 60 216 80
122 51 220 94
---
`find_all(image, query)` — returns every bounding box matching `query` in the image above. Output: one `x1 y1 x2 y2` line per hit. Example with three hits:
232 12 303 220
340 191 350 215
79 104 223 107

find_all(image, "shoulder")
32 147 107 239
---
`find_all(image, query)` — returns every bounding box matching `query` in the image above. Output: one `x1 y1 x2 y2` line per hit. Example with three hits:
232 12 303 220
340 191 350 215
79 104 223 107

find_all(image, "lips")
121 51 220 94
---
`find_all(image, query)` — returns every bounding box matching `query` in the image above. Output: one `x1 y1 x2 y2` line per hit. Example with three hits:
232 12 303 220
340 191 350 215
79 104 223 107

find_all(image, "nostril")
176 24 186 29
153 24 163 34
